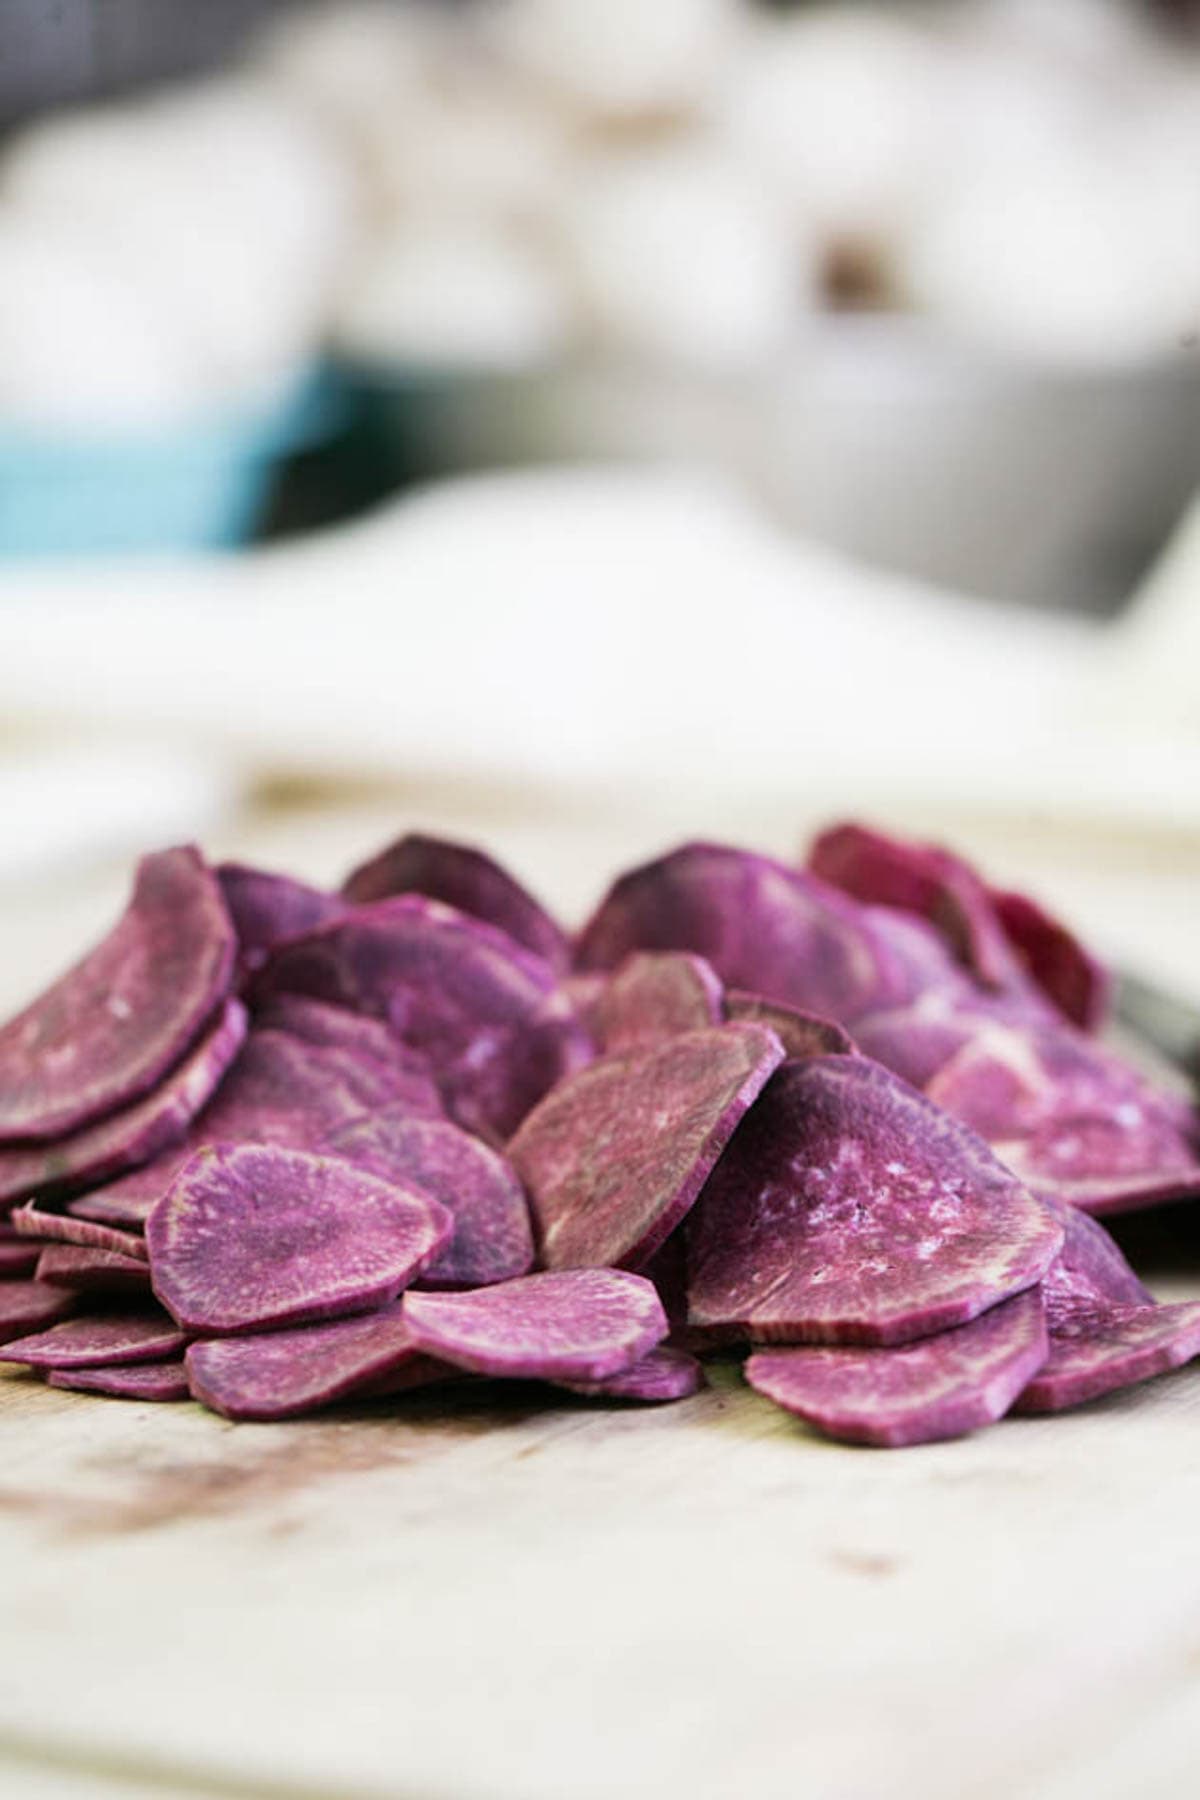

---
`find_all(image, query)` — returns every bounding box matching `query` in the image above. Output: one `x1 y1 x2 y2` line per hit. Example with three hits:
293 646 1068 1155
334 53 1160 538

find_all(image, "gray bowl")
346 317 1200 613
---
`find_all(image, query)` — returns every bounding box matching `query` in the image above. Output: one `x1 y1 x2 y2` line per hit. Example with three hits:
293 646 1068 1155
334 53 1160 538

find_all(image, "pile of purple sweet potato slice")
3 825 1200 1448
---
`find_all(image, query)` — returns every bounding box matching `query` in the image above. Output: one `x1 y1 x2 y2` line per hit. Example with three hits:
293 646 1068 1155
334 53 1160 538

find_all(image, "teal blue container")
0 364 343 558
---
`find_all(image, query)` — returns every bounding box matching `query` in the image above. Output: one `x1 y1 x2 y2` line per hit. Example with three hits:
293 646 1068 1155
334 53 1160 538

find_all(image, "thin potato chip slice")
746 1289 1048 1447
510 1023 783 1271
147 1143 452 1334
402 1269 667 1382
687 1056 1062 1346
186 1301 449 1420
0 847 235 1142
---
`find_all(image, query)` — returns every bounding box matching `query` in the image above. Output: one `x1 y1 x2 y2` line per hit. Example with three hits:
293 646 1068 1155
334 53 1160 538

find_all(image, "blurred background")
1 0 1199 1003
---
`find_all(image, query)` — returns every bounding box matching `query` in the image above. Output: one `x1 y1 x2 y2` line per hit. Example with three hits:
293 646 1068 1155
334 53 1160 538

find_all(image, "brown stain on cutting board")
0 1383 547 1539
828 1547 901 1579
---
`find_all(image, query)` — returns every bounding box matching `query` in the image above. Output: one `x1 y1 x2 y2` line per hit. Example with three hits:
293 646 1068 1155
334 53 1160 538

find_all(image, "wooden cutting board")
3 806 1200 1800
4 1345 1200 1800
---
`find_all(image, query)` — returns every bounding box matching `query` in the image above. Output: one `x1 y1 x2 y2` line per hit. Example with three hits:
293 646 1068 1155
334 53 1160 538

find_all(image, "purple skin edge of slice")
46 1360 191 1401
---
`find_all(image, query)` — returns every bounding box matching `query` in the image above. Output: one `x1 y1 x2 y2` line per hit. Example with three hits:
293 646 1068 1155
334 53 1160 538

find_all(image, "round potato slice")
0 846 235 1143
1015 1205 1200 1414
251 896 590 1142
808 821 1028 1000
0 998 247 1212
509 1022 784 1271
402 1268 667 1382
35 1244 152 1293
557 1345 704 1402
687 1055 1063 1346
47 1360 189 1402
75 1026 440 1228
146 1143 453 1335
217 863 344 979
324 1113 533 1289
595 952 724 1053
342 832 568 970
1 1310 185 1368
186 1301 450 1421
725 992 856 1059
0 1279 77 1344
746 1288 1048 1448
575 842 918 1024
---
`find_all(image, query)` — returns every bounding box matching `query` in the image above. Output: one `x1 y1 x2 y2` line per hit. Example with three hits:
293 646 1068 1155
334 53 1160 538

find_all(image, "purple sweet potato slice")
201 1029 426 1133
76 1026 437 1228
0 1279 76 1342
556 1345 704 1402
1045 1203 1154 1308
595 952 724 1053
1013 1203 1200 1412
850 993 980 1091
253 994 432 1078
859 905 980 997
251 896 591 1142
324 1112 534 1288
36 1244 152 1293
0 1243 40 1277
185 1300 451 1420
1 1311 185 1368
47 1360 190 1401
687 1055 1063 1346
0 846 235 1143
1014 1298 1200 1414
725 992 856 1059
562 972 606 1042
217 863 344 978
509 1022 784 1271
807 822 1029 999
252 998 445 1121
146 1143 453 1335
575 842 917 1025
926 1020 1200 1216
745 1287 1048 1448
988 885 1111 1032
1004 1110 1200 1219
0 997 247 1212
11 1202 149 1261
342 832 569 971
809 822 1111 1035
402 1268 667 1381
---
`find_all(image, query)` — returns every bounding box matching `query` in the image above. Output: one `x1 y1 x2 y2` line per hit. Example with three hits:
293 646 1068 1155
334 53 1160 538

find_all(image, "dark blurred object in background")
2 0 1196 128
1149 0 1200 33
0 0 292 125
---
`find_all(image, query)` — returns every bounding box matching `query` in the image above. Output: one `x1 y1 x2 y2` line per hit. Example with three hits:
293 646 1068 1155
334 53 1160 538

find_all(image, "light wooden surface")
3 798 1200 1800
